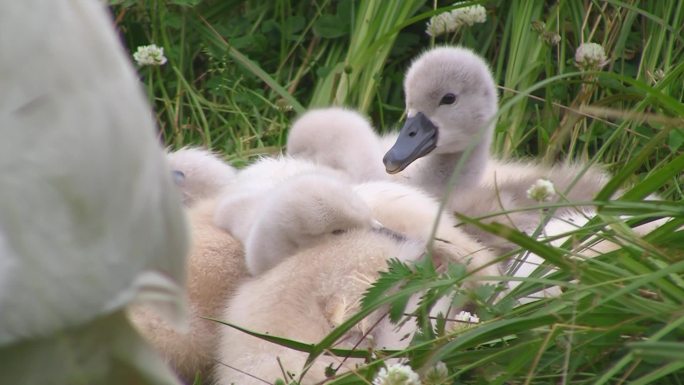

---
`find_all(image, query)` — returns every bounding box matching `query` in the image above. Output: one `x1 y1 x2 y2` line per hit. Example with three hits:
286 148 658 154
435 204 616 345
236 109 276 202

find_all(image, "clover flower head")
373 364 422 385
648 68 666 84
133 44 167 66
574 42 608 71
426 12 457 37
423 362 449 385
531 20 546 33
452 3 487 27
426 2 486 37
542 31 561 46
532 21 561 46
526 179 556 202
275 98 294 112
454 310 480 324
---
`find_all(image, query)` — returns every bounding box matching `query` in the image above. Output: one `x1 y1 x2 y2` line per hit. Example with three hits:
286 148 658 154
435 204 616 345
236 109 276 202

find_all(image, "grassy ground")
113 1 684 383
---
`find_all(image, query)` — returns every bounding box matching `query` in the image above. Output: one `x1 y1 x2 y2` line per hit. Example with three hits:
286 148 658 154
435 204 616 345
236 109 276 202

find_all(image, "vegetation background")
111 1 684 384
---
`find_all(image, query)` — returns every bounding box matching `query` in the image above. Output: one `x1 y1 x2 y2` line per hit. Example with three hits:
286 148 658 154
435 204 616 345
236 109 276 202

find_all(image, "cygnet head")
245 172 376 275
166 147 236 206
276 173 374 241
213 156 351 243
287 107 386 182
384 46 498 174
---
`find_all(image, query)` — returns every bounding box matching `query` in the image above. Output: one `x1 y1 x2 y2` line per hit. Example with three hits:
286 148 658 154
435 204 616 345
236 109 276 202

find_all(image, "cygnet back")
452 159 612 251
354 180 498 277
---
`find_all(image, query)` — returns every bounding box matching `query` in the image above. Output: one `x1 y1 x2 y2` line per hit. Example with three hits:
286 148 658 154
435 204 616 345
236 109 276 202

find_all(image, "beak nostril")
383 111 438 173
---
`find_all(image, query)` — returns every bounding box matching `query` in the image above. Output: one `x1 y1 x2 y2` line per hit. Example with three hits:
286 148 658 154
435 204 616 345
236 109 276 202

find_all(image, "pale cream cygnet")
215 229 434 385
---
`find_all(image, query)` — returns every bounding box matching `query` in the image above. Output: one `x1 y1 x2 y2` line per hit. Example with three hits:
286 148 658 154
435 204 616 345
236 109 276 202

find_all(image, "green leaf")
629 341 684 361
208 318 313 352
452 213 570 269
282 16 306 40
668 128 684 152
388 290 412 324
167 0 201 7
313 14 349 38
360 258 413 310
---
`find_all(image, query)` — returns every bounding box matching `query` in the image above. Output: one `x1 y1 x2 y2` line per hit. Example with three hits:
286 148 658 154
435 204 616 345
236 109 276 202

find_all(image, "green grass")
112 0 683 383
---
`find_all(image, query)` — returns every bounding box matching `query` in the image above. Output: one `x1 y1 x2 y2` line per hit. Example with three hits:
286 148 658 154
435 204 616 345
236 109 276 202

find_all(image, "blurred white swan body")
130 198 247 381
131 147 245 381
0 1 188 384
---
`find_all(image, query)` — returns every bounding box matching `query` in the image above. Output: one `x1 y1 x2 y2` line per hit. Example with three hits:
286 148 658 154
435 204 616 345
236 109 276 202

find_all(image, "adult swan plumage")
0 1 189 384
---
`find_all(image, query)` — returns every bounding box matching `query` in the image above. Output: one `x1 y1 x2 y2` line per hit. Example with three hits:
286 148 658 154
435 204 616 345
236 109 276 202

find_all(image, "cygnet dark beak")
383 112 438 174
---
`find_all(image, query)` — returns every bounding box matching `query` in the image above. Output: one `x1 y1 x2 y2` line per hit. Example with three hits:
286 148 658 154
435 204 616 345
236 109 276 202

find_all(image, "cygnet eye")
331 229 347 235
439 93 457 105
172 170 185 185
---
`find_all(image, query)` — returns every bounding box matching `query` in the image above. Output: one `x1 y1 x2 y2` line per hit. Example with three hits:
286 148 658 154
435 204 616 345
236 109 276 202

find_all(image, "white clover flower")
452 3 487 27
454 310 480 324
373 364 422 385
531 20 546 33
542 31 561 46
532 21 561 46
648 68 666 84
423 362 449 385
133 44 167 66
426 2 487 37
574 42 607 71
526 179 556 202
426 12 457 37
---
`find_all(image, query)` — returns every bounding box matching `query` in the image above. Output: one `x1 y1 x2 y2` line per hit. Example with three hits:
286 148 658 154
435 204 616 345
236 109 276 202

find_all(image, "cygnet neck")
418 123 493 200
